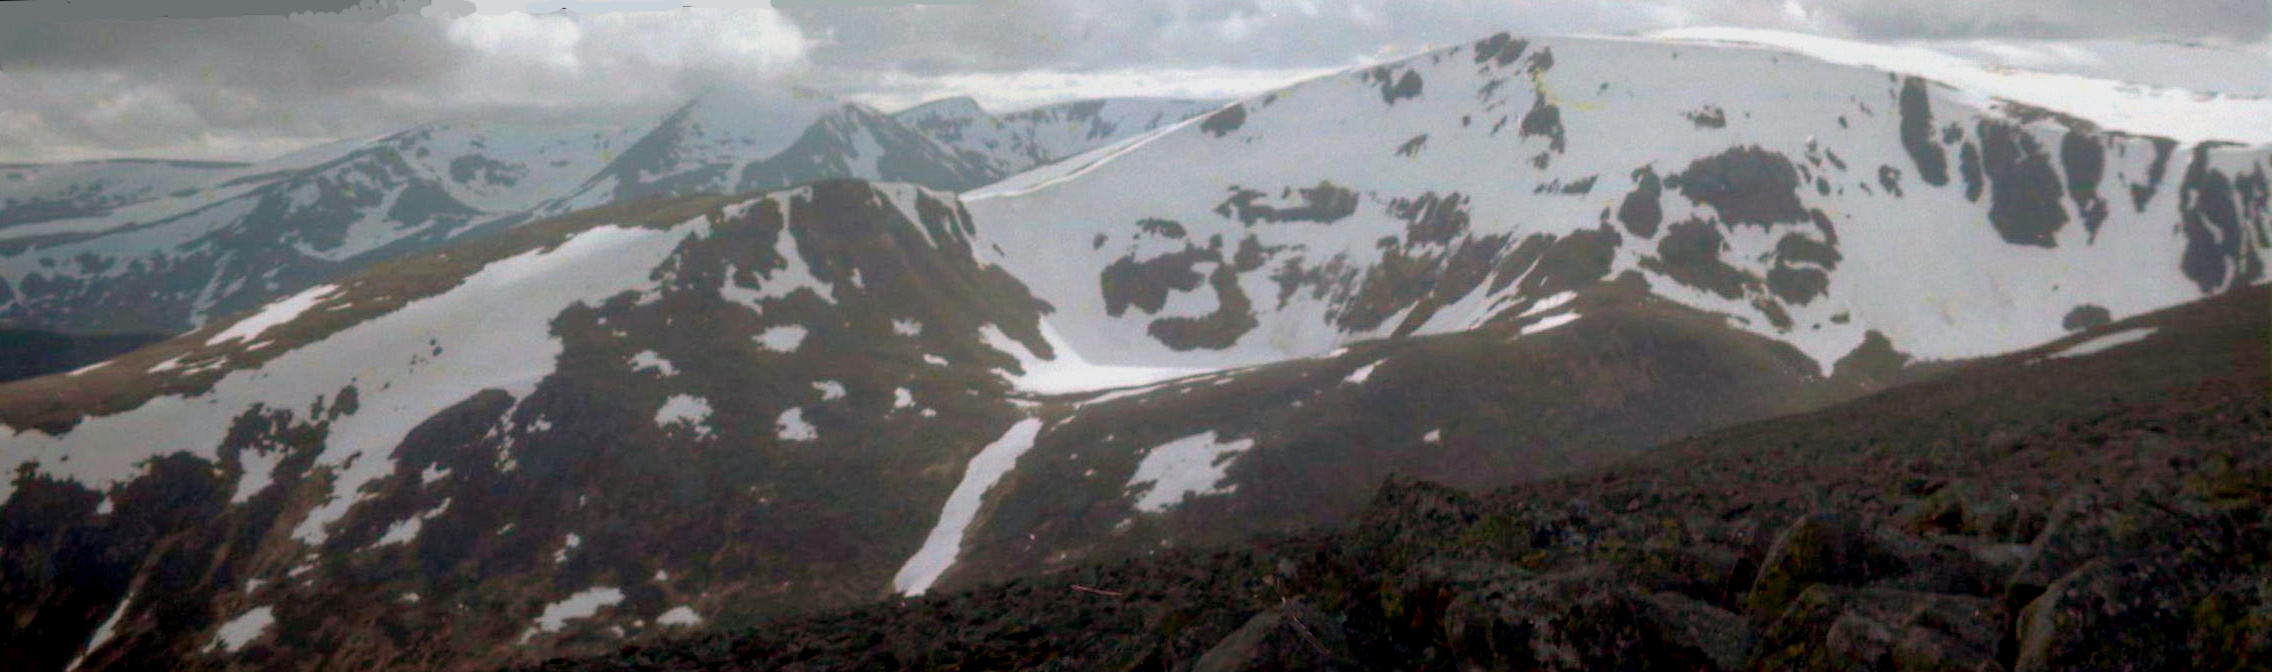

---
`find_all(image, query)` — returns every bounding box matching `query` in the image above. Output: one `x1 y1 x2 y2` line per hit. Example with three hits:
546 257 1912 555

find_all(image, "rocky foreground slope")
530 283 2270 672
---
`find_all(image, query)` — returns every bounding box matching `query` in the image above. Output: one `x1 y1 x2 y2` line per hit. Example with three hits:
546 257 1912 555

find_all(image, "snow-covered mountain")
966 28 2270 375
0 119 639 335
894 96 1222 175
0 92 1210 337
2 28 2268 672
0 159 249 228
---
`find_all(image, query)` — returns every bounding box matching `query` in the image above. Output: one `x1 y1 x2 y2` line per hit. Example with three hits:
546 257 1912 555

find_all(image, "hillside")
528 282 2270 672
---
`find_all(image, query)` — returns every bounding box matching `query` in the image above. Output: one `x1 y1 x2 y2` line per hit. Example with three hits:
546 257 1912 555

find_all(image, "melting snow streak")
893 418 1046 595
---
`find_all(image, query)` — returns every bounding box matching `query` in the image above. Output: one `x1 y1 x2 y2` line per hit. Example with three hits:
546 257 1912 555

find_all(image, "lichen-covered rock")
2189 573 2272 671
1637 590 1756 671
1750 585 2005 672
1864 526 2010 597
1384 558 1751 670
1190 599 1357 672
2005 489 2210 605
2013 557 2221 672
1606 542 1755 611
1896 479 2044 543
1354 476 1482 564
1433 567 1734 671
1743 512 1874 620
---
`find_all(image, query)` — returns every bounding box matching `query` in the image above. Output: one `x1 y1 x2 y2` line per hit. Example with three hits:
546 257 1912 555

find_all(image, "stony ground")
526 286 2269 672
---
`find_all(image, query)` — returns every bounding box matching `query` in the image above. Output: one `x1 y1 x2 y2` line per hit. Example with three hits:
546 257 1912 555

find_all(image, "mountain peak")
897 96 991 124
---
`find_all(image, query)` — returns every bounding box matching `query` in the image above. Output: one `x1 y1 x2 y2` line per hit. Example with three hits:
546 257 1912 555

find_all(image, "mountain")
3 28 2269 672
0 178 1873 671
963 29 2271 375
0 119 640 335
894 96 1223 175
0 92 1212 338
0 159 249 229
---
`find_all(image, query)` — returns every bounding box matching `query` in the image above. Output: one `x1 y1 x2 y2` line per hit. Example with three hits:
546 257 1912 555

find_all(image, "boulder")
1742 512 1876 620
1606 542 1754 611
1751 585 2005 671
1425 565 1742 671
2013 557 2217 672
1865 526 2010 596
1896 479 2043 543
2005 488 2213 606
1190 599 1356 672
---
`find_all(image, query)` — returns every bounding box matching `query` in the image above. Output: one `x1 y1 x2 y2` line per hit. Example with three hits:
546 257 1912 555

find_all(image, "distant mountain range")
0 92 1218 338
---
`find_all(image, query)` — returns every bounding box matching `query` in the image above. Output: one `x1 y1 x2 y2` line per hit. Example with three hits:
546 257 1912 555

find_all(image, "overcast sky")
1 0 2264 163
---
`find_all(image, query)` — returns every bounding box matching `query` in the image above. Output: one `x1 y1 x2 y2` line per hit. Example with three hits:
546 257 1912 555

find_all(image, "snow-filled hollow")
981 321 1216 396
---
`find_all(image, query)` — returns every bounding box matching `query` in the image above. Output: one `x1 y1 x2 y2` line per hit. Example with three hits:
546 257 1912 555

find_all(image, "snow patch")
1519 291 1577 318
374 498 449 547
630 350 676 376
67 589 135 671
1520 312 1582 336
982 321 1214 395
211 606 274 653
1344 361 1382 384
554 533 581 565
146 355 188 373
206 284 339 346
655 394 714 438
754 325 807 353
655 606 703 627
813 380 846 401
2047 327 2157 359
775 408 817 441
1126 431 1257 513
531 587 623 633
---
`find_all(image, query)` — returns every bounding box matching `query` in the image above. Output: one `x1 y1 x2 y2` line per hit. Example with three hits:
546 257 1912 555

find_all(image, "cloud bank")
1 0 2263 163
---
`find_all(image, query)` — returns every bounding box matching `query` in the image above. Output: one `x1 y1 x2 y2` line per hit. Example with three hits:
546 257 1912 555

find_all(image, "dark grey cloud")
0 0 441 23
1810 0 2269 42
0 0 2263 163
